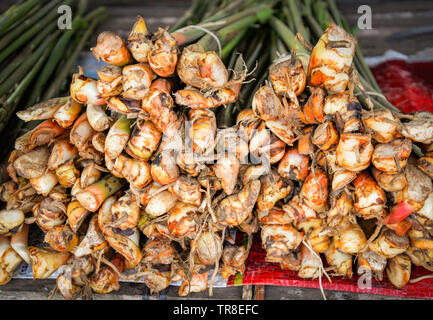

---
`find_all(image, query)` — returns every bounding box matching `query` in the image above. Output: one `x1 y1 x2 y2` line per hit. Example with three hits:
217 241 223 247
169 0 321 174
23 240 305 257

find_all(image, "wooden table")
0 0 431 300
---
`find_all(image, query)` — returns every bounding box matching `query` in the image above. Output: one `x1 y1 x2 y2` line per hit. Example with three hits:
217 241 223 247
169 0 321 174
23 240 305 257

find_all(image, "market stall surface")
0 0 433 300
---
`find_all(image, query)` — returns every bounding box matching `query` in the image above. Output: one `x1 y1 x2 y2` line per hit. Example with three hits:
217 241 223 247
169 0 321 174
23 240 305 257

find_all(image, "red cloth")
226 59 433 299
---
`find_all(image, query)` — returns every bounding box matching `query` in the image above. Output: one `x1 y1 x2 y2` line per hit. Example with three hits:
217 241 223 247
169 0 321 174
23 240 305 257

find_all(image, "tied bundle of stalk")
0 0 107 161
0 0 274 299
250 0 433 298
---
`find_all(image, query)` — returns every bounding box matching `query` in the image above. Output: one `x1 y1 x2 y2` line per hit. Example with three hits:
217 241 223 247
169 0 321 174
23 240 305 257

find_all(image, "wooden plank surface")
0 0 432 300
336 0 433 56
2 0 431 57
88 0 433 57
0 278 418 300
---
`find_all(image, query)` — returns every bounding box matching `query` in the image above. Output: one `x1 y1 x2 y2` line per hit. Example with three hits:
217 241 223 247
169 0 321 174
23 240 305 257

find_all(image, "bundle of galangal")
1 15 433 300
